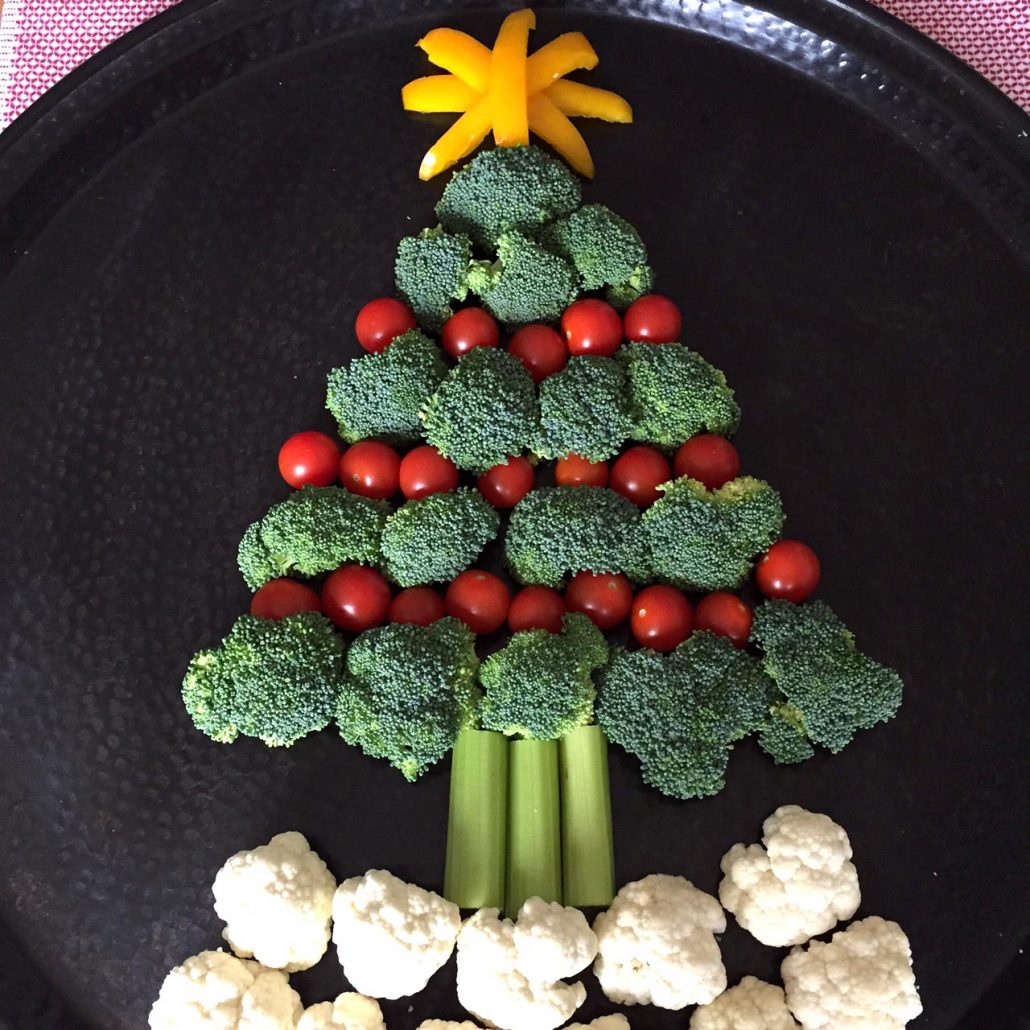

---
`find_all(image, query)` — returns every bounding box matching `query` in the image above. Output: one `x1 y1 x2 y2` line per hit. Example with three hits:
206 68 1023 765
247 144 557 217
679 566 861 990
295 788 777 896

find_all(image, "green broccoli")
643 476 784 591
326 329 447 443
394 227 473 331
758 703 817 765
751 600 904 755
182 612 343 747
436 144 581 249
619 342 741 448
606 265 656 311
381 487 500 586
421 347 539 472
237 485 387 590
597 631 774 799
534 356 631 463
335 617 479 781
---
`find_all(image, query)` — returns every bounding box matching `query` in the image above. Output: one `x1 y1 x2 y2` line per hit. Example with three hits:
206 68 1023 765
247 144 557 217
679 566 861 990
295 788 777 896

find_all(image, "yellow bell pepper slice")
489 9 536 146
402 74 479 113
544 79 633 122
419 95 493 181
417 29 491 91
527 92 594 178
525 32 598 95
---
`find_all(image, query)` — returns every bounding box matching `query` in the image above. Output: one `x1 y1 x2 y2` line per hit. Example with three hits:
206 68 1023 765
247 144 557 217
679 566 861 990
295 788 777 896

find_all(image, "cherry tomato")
355 297 417 354
610 446 671 507
630 584 694 652
445 571 511 635
623 294 682 344
399 445 459 500
508 324 568 383
508 585 566 634
441 307 500 360
477 457 535 509
389 586 446 626
561 299 623 357
321 565 392 632
250 579 322 620
338 440 401 500
673 434 741 490
755 540 821 603
694 592 753 648
564 571 633 630
554 454 609 488
278 431 341 489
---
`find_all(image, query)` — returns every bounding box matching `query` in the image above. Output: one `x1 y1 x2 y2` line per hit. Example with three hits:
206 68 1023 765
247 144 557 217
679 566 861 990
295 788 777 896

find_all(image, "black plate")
1 2 1028 1028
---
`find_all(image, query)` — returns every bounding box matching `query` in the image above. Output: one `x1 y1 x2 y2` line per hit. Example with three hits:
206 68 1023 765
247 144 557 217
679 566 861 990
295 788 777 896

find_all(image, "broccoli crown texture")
478 613 608 740
421 347 539 472
643 476 785 591
381 487 500 586
237 486 387 590
758 703 817 765
619 342 741 447
182 612 343 747
606 264 656 311
597 631 774 799
751 600 904 754
435 145 582 248
335 617 479 781
394 227 473 331
326 329 447 443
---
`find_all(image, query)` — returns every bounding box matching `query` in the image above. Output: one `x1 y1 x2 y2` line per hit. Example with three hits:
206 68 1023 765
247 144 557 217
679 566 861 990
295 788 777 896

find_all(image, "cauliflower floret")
781 916 923 1029
213 831 336 971
148 949 302 1029
332 869 460 999
592 874 726 1009
297 993 385 1030
457 908 587 1030
690 976 798 1029
719 806 860 948
416 1023 482 1030
568 1017 631 1029
513 897 598 981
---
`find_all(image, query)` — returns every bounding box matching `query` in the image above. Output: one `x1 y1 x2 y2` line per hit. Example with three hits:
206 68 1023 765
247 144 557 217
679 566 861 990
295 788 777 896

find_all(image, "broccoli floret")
381 487 500 586
751 600 904 755
237 486 387 590
421 347 539 472
395 227 473 331
758 703 817 765
597 631 774 799
534 356 631 462
467 231 579 326
326 329 447 443
436 144 581 249
335 617 479 781
643 476 784 591
606 265 656 311
182 612 343 747
619 342 741 447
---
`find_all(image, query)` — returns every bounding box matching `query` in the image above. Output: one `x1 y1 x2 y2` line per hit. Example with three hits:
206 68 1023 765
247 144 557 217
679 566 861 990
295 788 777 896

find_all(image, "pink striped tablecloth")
0 0 1027 131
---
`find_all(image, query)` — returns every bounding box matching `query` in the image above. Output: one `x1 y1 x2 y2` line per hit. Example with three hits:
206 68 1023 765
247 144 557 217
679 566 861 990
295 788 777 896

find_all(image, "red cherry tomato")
694 592 753 648
278 431 341 489
561 299 623 357
755 541 821 603
477 457 535 509
610 446 672 507
623 294 682 344
630 584 694 652
389 586 446 626
355 297 417 354
445 571 511 635
250 579 322 620
554 454 609 488
508 324 568 383
321 565 392 632
673 434 741 490
564 571 633 630
338 440 401 500
441 307 500 360
399 445 459 500
508 585 566 634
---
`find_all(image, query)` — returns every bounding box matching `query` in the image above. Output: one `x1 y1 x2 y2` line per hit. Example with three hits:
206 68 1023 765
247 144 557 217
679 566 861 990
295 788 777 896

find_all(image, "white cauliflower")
456 908 587 1030
781 916 922 1029
690 976 798 1029
332 869 460 999
148 949 302 1029
568 1017 631 1030
213 831 336 971
297 993 385 1030
513 897 598 981
719 806 861 947
416 1022 482 1030
592 874 726 1009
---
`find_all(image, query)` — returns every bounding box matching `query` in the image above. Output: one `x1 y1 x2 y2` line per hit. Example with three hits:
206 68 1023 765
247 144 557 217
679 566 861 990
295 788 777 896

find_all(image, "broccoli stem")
559 724 615 907
506 738 562 917
444 729 509 910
